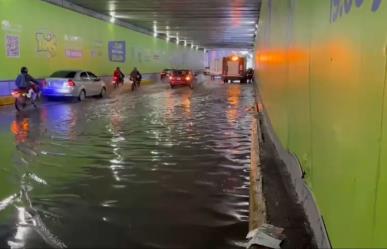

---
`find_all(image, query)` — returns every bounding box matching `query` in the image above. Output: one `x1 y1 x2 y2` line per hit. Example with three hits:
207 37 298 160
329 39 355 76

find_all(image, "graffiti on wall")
36 31 57 57
331 0 382 23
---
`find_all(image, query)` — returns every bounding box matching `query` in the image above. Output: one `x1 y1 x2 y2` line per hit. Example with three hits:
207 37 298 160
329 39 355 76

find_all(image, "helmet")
21 66 28 74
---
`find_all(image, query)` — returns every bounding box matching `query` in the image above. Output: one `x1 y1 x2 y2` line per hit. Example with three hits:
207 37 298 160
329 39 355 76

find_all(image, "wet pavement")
0 80 255 248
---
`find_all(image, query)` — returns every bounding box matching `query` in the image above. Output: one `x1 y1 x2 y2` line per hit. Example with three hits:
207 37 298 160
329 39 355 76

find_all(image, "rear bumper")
169 80 192 86
42 88 77 97
222 75 244 80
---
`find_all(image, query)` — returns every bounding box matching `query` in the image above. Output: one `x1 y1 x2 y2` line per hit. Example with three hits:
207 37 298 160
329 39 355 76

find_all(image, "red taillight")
67 80 76 87
169 76 173 80
11 91 20 97
185 76 191 81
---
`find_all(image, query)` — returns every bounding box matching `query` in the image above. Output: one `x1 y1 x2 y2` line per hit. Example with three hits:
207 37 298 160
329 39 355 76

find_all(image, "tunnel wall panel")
0 0 204 82
255 0 387 247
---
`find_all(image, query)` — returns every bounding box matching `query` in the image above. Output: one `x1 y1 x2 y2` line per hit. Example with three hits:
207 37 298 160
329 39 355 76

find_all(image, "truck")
222 55 247 83
209 58 223 79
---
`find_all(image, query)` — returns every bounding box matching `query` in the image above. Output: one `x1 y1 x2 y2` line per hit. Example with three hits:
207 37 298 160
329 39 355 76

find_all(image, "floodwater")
0 80 255 248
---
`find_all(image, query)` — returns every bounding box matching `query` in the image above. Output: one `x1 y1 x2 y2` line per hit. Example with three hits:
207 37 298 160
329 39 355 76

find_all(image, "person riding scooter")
113 67 125 87
15 66 40 98
130 67 142 90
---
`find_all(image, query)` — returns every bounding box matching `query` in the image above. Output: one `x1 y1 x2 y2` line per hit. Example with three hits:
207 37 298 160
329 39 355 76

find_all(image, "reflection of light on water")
226 85 241 124
109 145 124 182
10 118 30 143
108 100 125 182
182 95 191 114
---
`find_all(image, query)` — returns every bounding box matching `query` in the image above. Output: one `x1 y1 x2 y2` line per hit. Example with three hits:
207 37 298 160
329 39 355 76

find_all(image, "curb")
141 80 154 85
0 96 13 106
249 112 267 231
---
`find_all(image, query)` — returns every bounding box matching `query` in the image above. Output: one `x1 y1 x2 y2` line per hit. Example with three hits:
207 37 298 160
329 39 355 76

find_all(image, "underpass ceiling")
65 0 261 49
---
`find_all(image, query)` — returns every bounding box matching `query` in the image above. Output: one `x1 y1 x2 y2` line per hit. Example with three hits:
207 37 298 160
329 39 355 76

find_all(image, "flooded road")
0 80 255 248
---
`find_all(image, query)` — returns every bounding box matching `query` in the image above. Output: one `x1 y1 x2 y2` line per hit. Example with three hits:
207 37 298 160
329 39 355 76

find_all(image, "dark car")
160 69 174 80
169 70 194 89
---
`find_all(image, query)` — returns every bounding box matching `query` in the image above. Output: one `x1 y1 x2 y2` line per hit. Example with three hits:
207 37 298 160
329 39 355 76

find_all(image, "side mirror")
94 78 100 82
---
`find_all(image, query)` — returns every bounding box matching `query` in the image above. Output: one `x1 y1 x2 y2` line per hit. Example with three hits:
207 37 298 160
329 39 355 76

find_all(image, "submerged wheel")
15 98 23 111
78 90 86 101
99 87 106 98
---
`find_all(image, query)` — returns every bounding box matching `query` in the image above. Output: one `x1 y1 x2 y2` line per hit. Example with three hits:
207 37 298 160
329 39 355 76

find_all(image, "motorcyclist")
113 67 125 84
15 67 40 98
130 67 142 87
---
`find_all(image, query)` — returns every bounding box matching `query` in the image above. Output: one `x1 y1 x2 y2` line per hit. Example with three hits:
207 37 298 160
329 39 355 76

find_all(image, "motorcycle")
112 75 124 88
11 85 40 111
130 75 141 91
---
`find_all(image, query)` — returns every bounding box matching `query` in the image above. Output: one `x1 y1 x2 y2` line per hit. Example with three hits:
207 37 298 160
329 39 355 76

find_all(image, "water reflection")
0 82 255 248
227 85 241 124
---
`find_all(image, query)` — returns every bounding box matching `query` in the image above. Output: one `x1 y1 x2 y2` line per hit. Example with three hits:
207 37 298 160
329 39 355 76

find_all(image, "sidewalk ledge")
0 96 13 106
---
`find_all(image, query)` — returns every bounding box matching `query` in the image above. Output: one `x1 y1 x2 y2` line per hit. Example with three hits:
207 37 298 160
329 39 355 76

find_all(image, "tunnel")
0 0 386 248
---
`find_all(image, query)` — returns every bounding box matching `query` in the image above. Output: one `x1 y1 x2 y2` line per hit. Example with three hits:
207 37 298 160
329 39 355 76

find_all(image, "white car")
42 70 106 101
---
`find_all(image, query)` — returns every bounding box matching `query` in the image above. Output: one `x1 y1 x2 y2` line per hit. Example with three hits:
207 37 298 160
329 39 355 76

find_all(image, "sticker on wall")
65 49 83 58
64 34 83 59
91 40 103 58
1 20 22 33
330 0 382 23
36 31 57 57
5 35 20 58
152 51 160 62
108 41 126 62
143 49 151 62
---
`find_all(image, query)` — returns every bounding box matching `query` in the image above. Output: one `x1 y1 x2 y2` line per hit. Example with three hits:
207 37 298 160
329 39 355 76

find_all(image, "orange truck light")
231 55 239 61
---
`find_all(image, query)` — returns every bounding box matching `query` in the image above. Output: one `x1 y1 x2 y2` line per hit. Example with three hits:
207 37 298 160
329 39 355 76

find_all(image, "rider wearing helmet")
130 67 142 86
15 67 40 91
113 67 125 83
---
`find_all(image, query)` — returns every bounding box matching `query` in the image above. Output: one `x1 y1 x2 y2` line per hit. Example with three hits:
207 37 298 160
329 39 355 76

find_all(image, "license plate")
177 77 181 80
49 80 64 87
